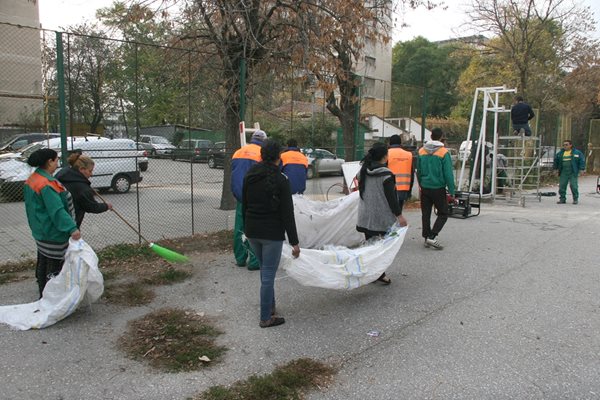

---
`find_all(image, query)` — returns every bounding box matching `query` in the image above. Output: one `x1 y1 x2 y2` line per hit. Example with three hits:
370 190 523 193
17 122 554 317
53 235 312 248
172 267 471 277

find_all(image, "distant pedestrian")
24 148 81 297
417 128 455 250
554 140 585 204
280 138 308 194
511 96 535 136
231 130 268 270
56 153 112 228
243 139 300 328
356 142 408 285
387 134 415 214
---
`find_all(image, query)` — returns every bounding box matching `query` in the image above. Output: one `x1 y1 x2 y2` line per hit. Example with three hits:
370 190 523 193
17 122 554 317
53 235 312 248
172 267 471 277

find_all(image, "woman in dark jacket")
242 139 300 328
56 153 112 228
356 142 408 285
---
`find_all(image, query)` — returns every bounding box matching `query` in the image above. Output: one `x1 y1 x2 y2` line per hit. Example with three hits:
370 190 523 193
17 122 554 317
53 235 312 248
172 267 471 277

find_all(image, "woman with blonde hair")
56 152 112 228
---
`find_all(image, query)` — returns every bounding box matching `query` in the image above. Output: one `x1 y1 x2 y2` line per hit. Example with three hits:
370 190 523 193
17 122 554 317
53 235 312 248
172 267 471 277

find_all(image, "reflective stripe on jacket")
387 146 413 191
231 143 262 201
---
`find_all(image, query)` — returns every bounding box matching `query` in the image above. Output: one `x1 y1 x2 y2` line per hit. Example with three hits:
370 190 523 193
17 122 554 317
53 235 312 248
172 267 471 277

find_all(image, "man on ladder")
510 95 535 137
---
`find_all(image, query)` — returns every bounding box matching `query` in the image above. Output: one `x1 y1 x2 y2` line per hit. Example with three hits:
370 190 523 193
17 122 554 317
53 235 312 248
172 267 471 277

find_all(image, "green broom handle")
93 190 151 245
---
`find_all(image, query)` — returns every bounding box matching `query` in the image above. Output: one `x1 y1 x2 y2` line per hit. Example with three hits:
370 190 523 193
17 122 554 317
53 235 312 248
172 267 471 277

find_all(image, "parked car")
539 146 557 168
458 140 493 162
301 148 345 179
0 133 60 153
0 137 145 201
139 135 176 158
207 141 227 169
172 139 213 162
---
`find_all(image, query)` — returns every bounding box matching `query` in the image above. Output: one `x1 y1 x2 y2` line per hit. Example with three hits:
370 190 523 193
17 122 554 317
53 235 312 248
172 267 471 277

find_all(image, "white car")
301 148 345 179
139 135 176 157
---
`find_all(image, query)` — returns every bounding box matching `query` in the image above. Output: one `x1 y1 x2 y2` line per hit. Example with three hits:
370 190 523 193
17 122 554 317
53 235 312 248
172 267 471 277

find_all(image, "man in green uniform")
553 140 585 204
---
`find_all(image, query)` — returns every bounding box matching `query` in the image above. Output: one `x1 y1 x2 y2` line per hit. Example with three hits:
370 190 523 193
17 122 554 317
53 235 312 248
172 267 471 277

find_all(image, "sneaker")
259 317 285 328
557 199 566 204
425 237 444 250
573 200 578 204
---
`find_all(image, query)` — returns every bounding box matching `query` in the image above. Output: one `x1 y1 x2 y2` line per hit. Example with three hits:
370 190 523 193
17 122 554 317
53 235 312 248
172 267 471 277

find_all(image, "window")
363 77 376 97
365 55 376 69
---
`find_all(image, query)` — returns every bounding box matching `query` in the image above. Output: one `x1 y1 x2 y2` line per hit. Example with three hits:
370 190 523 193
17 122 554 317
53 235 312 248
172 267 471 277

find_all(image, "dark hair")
516 96 524 102
261 139 282 163
260 139 283 210
431 128 444 141
27 148 58 168
287 138 298 148
563 139 572 145
358 142 388 199
389 134 401 146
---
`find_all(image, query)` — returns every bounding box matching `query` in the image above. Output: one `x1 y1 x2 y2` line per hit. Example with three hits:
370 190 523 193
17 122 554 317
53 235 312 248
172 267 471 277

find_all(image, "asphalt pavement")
0 176 599 399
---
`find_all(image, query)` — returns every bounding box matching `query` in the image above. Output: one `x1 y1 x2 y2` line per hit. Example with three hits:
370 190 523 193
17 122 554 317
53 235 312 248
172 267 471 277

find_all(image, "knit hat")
251 130 267 142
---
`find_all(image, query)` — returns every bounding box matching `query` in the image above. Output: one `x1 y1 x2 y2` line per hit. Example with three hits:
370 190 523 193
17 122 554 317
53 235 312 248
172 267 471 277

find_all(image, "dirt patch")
119 308 227 372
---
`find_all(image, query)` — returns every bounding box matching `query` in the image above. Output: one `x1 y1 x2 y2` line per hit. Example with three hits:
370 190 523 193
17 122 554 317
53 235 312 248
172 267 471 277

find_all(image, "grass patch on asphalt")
195 358 336 400
0 258 35 274
103 282 155 306
97 243 154 263
144 267 191 285
119 308 227 372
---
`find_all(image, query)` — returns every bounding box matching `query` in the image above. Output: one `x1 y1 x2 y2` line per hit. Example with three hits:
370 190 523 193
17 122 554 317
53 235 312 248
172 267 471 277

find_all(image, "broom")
94 191 189 263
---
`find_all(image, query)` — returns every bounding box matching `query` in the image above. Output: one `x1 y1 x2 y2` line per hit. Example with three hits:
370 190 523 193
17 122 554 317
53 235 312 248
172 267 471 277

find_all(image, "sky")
38 0 600 44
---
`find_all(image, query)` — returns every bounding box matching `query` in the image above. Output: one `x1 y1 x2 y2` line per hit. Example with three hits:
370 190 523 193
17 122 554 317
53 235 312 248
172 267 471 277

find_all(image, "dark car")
207 141 227 169
0 133 60 153
172 139 213 162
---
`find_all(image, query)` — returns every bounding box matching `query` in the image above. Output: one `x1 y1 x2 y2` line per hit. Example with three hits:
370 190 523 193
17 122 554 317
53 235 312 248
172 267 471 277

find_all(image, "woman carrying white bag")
355 142 408 285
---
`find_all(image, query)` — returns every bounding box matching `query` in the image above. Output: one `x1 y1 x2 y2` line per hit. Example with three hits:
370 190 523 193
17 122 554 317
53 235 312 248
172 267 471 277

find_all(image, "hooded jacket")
56 167 109 228
242 162 299 245
356 163 401 233
24 168 78 243
417 140 455 195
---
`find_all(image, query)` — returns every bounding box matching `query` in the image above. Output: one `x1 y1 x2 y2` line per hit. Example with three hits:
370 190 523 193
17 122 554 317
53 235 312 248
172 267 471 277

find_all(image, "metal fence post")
56 31 67 165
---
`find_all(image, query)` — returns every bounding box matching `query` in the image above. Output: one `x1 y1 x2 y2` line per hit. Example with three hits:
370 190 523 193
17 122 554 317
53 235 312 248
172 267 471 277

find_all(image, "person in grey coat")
356 142 408 285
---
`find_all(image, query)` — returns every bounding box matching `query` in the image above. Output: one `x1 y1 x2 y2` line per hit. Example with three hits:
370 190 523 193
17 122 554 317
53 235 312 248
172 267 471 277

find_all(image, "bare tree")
463 0 597 98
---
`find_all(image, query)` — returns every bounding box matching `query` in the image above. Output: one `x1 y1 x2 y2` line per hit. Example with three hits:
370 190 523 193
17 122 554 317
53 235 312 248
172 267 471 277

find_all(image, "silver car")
302 148 345 179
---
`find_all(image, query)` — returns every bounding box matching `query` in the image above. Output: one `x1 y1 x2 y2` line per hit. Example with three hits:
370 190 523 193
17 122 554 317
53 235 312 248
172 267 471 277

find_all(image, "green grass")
103 282 155 306
0 258 35 274
119 308 227 372
197 358 336 400
0 273 16 285
144 267 191 285
97 243 154 263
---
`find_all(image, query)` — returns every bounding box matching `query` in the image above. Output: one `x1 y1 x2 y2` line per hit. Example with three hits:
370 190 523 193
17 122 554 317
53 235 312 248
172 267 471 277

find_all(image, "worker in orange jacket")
387 134 415 214
230 130 267 270
280 139 308 194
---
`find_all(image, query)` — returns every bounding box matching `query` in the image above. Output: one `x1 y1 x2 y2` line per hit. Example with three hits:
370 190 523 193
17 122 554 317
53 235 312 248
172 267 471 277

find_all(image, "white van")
20 137 144 193
458 140 493 161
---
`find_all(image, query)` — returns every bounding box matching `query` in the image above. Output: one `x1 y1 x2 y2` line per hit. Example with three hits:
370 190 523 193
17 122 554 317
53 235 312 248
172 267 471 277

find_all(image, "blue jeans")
248 238 283 321
512 123 532 136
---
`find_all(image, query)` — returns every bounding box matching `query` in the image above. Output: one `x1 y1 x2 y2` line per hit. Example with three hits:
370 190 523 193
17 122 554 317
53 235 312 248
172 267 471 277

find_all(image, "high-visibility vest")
388 147 413 191
231 143 262 162
280 150 308 167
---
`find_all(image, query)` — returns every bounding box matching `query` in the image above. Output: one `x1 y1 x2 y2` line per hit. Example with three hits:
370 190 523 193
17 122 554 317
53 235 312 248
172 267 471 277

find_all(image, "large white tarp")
293 191 364 248
0 239 103 330
281 224 407 290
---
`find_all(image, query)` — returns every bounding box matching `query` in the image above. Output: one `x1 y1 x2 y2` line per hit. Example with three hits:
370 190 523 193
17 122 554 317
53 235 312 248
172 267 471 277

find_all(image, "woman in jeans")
242 139 300 328
24 148 81 297
356 142 407 285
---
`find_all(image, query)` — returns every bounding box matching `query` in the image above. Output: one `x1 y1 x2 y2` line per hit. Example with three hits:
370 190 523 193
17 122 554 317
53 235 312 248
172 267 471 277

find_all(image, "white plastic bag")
0 238 103 330
293 191 364 248
281 225 408 290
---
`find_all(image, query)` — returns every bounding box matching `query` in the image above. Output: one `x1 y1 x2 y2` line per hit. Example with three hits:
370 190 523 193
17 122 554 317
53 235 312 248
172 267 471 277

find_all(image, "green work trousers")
558 170 579 201
234 201 259 269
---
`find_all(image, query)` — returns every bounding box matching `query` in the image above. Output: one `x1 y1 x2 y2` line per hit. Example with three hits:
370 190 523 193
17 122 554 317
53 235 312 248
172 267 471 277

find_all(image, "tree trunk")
219 67 241 210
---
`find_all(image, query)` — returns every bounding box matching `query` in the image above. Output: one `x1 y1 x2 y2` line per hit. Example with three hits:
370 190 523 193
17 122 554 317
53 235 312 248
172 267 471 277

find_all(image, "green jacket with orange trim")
417 141 456 195
24 168 78 243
